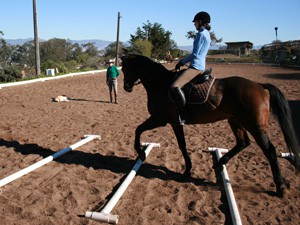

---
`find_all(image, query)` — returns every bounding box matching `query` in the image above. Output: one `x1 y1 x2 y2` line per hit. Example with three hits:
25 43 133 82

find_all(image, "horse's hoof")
276 186 286 198
138 151 146 161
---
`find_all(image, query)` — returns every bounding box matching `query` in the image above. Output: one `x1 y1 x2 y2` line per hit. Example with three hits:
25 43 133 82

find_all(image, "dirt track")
0 63 299 225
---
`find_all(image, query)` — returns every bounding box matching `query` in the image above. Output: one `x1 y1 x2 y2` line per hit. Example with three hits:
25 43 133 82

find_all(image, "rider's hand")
175 60 184 70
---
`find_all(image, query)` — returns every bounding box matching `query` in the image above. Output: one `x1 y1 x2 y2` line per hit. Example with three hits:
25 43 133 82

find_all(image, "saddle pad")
185 77 215 104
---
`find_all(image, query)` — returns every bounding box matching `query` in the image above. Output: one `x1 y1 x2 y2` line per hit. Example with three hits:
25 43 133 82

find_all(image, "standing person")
106 59 120 104
170 11 212 125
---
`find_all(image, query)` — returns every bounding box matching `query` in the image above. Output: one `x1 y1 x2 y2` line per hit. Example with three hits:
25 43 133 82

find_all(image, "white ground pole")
280 152 295 161
85 142 160 224
208 147 243 225
0 134 101 188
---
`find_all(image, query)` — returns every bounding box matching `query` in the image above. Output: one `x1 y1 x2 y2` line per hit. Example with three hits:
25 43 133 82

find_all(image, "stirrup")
179 115 185 126
175 115 185 126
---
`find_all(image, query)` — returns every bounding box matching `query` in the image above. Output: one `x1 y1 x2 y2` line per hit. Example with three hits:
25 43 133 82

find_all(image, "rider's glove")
175 60 184 70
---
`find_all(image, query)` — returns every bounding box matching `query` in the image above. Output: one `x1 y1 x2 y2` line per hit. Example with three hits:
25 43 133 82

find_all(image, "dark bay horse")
121 54 300 197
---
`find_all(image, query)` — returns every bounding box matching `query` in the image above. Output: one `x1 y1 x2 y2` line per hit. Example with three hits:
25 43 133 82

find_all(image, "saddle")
183 68 215 104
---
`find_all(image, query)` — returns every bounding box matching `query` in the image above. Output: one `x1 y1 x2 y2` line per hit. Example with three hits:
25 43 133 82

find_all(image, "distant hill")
6 38 35 46
178 45 192 52
69 39 112 50
6 38 113 50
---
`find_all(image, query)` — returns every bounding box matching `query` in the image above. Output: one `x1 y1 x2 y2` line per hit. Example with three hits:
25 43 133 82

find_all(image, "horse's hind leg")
252 131 286 197
219 118 251 165
171 124 192 177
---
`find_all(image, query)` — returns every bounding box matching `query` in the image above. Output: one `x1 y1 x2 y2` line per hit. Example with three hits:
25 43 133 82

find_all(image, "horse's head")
122 54 142 92
122 54 173 93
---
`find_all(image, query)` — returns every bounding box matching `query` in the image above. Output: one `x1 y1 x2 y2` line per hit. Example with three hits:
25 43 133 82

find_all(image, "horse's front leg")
171 124 192 178
135 116 167 161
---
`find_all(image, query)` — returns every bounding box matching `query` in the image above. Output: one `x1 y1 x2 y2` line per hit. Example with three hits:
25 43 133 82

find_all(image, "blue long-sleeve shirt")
181 28 211 70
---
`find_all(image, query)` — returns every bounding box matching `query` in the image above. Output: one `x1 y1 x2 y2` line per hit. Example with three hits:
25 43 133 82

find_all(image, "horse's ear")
123 48 129 57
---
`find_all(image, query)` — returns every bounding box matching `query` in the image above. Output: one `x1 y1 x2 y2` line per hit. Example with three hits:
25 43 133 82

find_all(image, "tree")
0 31 9 66
130 39 153 58
70 43 83 61
82 42 99 57
18 41 36 66
186 30 222 45
271 40 282 45
40 38 73 63
0 35 110 79
170 48 184 59
130 21 177 59
104 41 126 59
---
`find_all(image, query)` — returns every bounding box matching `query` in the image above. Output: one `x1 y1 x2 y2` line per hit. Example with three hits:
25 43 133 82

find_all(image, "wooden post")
33 0 40 75
115 12 121 67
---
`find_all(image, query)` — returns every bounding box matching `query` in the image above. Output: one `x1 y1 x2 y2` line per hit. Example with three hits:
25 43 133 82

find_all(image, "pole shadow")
0 139 216 188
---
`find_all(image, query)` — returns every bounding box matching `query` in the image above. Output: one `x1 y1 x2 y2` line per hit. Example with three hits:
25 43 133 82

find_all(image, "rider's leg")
170 67 202 125
169 87 186 125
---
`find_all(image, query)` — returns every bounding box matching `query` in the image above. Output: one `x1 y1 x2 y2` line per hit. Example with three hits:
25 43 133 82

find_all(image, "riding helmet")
192 11 211 23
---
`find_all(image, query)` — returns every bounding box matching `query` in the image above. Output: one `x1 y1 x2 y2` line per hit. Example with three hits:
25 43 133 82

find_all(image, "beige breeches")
171 67 202 88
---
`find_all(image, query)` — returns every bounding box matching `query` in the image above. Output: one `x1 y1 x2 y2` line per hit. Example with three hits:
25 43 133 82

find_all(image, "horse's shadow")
264 71 300 80
0 139 216 187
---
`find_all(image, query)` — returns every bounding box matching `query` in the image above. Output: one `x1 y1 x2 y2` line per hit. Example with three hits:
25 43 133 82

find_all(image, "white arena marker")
0 134 101 188
208 147 243 225
85 142 160 224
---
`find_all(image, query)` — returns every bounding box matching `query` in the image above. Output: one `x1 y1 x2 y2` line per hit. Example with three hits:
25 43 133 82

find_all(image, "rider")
170 11 211 125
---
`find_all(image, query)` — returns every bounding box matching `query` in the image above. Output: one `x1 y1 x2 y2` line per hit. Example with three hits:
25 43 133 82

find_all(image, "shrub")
0 66 22 82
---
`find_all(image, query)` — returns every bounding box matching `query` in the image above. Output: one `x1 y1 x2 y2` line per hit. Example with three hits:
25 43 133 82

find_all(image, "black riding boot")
170 87 187 125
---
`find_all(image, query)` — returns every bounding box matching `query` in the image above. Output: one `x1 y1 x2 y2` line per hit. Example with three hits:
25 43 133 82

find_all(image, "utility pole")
274 27 278 41
33 0 40 75
146 20 149 41
115 12 121 67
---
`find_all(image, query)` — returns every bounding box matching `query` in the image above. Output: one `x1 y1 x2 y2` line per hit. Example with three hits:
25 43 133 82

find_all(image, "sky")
1 0 299 47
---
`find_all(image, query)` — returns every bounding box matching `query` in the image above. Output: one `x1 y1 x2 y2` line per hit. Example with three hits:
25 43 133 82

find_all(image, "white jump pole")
280 152 295 161
0 134 101 188
208 147 243 225
85 142 160 224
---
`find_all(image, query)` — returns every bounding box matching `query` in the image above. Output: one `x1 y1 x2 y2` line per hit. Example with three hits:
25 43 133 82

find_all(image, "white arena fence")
0 68 118 89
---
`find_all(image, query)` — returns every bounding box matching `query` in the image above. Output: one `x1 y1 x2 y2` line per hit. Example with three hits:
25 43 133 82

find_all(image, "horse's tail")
262 83 300 171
